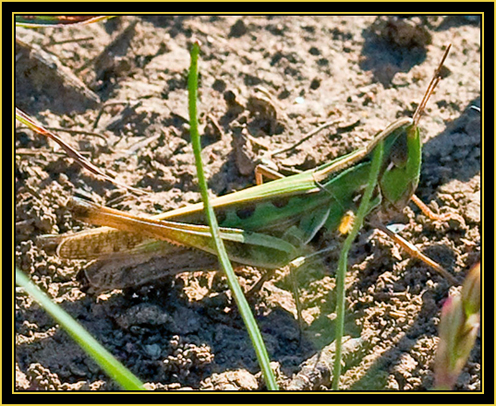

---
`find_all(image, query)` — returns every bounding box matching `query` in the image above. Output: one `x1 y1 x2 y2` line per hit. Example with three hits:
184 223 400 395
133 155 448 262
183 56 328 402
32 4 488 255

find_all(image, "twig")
16 108 147 196
46 36 95 46
17 125 109 146
270 118 344 157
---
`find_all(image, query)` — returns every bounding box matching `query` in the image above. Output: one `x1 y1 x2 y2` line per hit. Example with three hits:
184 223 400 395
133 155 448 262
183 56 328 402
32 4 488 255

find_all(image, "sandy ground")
15 15 480 391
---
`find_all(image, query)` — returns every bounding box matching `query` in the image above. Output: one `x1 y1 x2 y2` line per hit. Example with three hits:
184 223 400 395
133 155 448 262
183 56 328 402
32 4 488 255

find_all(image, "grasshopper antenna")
412 44 451 127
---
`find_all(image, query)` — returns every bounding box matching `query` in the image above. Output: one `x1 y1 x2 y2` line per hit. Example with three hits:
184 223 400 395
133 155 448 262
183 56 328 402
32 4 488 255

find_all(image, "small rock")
229 19 247 38
145 343 162 360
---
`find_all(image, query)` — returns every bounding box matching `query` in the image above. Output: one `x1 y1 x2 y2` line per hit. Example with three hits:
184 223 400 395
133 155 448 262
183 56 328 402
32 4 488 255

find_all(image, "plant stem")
332 140 384 390
188 40 278 390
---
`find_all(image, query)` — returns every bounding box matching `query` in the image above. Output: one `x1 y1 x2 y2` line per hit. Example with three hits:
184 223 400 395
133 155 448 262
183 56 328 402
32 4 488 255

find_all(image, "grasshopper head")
378 45 450 220
378 120 421 218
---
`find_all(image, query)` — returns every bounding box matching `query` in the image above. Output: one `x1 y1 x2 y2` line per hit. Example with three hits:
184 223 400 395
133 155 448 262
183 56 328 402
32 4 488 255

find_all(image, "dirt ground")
15 15 481 391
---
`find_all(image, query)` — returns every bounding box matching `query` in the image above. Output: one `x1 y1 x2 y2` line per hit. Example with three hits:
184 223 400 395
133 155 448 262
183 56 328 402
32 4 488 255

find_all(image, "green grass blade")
16 268 145 390
188 40 278 391
332 140 384 390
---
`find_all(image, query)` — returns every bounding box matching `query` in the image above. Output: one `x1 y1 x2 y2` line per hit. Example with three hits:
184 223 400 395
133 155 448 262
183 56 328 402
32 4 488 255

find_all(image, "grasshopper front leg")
375 224 457 284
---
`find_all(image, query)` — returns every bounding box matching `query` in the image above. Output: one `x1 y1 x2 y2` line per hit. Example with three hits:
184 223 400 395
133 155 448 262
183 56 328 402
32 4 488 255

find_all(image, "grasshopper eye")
389 134 409 167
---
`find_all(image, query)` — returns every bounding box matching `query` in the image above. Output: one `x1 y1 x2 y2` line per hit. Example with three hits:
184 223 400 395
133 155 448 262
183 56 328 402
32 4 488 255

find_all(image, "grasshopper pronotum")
41 45 457 294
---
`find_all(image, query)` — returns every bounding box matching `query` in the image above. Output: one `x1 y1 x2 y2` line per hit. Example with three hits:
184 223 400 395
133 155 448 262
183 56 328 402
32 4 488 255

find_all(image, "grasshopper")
41 45 457 293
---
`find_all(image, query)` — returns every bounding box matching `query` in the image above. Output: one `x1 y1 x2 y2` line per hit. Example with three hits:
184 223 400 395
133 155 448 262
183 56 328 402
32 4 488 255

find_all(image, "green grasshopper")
42 45 457 293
